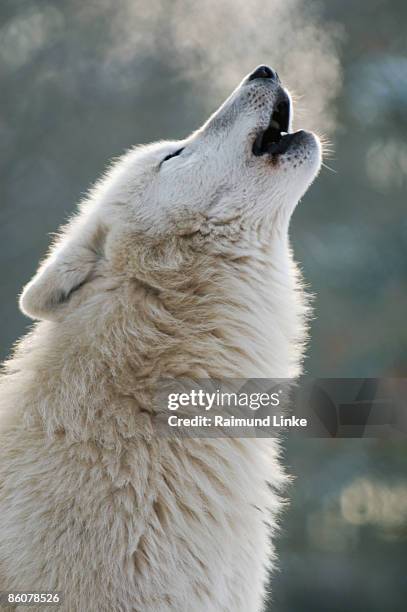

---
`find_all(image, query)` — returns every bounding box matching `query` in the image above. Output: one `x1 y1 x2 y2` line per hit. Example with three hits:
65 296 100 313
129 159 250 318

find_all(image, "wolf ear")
19 215 106 321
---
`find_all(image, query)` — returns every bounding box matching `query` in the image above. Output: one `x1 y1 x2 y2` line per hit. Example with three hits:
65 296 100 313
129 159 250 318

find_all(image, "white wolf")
0 66 321 611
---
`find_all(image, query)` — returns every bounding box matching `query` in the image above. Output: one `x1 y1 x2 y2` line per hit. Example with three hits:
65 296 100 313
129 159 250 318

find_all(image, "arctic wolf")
0 66 321 611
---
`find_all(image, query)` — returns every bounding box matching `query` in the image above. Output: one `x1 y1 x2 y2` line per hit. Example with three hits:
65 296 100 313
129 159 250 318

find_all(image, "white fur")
0 71 321 611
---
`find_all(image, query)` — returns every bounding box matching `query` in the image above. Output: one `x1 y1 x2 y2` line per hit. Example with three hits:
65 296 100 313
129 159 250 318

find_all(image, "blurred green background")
0 1 406 610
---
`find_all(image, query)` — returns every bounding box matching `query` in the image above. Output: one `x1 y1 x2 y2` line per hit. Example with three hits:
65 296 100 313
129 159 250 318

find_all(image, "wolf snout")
248 65 279 82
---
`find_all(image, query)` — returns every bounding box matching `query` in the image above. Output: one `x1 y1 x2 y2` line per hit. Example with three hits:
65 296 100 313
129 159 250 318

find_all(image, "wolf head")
20 66 321 322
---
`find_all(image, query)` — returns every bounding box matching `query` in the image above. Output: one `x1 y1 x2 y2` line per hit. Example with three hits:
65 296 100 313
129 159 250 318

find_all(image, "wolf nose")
248 65 279 82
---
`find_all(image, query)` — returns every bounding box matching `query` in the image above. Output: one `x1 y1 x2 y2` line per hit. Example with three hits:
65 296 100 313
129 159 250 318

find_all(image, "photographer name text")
167 415 308 428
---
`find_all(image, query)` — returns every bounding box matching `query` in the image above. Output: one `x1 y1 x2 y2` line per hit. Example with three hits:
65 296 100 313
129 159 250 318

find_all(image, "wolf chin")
0 66 321 611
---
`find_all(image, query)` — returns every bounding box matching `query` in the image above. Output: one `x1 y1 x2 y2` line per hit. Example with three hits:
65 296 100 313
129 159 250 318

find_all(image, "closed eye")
161 147 185 164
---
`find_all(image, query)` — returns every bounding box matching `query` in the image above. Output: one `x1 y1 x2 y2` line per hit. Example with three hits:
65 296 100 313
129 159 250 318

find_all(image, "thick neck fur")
1 224 308 440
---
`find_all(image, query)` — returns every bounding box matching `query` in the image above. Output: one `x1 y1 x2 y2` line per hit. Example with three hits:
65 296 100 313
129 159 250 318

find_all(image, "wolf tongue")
267 141 282 154
267 132 296 155
268 127 282 144
252 126 283 156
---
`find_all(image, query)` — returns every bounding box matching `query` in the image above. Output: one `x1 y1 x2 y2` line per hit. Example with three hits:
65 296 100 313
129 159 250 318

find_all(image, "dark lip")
252 90 297 157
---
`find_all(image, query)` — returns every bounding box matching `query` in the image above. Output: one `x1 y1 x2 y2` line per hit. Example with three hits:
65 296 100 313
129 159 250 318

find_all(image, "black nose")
248 65 279 82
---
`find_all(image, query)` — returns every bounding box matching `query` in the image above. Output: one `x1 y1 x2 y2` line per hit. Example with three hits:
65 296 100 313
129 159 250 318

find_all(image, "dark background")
1 1 406 610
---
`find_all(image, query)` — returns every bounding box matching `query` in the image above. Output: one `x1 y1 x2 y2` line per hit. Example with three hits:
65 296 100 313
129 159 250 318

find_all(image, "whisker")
321 161 337 174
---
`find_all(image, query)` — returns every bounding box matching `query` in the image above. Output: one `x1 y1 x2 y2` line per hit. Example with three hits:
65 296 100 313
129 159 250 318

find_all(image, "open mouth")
252 94 298 157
